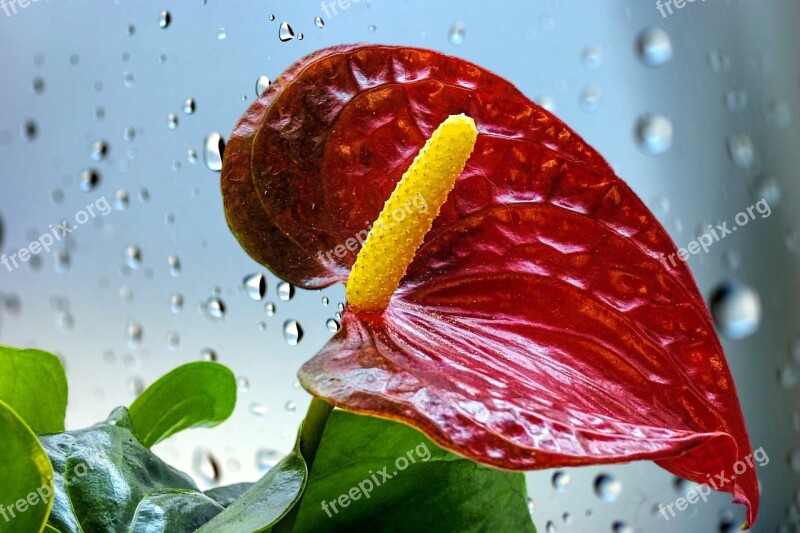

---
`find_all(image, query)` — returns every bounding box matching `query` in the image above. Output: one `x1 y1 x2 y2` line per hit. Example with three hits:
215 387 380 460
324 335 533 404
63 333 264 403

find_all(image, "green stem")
272 397 334 533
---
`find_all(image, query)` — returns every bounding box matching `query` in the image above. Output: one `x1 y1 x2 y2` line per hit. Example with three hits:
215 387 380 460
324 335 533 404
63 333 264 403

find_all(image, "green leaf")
43 526 61 533
40 407 202 532
204 483 253 508
292 410 537 533
129 489 224 533
128 362 236 448
0 345 67 434
0 399 55 533
196 451 307 533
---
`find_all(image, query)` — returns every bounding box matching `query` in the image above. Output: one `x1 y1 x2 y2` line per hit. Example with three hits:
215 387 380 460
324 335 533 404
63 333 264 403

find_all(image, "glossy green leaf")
292 410 537 533
0 400 54 533
204 483 253 508
128 362 236 448
40 407 201 532
43 526 61 532
129 489 224 533
196 451 307 533
0 345 67 434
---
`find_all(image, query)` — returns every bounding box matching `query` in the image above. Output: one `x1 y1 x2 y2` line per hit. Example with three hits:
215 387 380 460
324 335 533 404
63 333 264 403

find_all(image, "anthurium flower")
222 44 759 526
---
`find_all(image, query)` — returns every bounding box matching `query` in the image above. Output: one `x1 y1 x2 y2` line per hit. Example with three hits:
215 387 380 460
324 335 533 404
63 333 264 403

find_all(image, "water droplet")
114 189 129 210
56 310 74 332
750 175 781 206
256 75 271 96
201 348 217 362
277 281 295 301
167 255 181 277
89 140 108 161
126 321 143 347
594 474 622 502
182 98 196 115
279 22 294 42
33 77 45 94
673 477 701 497
169 293 184 313
612 522 633 533
708 50 731 73
779 363 800 390
285 400 297 413
265 302 276 316
552 471 570 492
203 133 225 172
123 71 135 88
120 286 133 302
540 16 555 30
636 27 672 68
237 376 250 392
205 297 226 320
192 448 221 485
258 321 267 331
326 318 340 332
314 16 325 28
727 133 756 169
158 10 171 29
283 319 303 346
166 331 180 351
54 250 70 273
635 114 673 156
250 402 268 418
20 119 38 142
789 449 800 473
710 281 762 339
244 273 267 301
545 521 556 533
256 448 281 472
297 33 304 40
579 85 602 112
535 95 556 112
124 246 142 269
79 169 101 192
128 376 144 396
725 89 747 112
581 45 603 69
268 14 276 22
166 113 179 129
448 22 465 45
765 99 792 129
217 27 227 40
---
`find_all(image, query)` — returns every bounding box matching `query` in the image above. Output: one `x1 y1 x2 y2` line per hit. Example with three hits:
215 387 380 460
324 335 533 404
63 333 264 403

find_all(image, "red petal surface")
222 45 759 525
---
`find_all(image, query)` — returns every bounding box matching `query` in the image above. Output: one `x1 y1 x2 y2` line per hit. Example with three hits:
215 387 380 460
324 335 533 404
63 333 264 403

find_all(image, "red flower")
222 44 759 526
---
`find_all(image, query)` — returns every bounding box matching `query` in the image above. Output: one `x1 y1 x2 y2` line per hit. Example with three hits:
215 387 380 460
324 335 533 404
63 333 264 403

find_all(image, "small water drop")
126 321 143 347
169 293 184 313
256 75 271 96
448 22 465 45
182 98 196 115
545 521 556 533
114 189 129 210
285 400 297 413
535 95 556 112
326 318 340 332
250 402 268 418
192 448 221 485
277 281 295 301
727 133 756 169
167 255 181 277
256 448 281 472
750 175 781 206
779 363 800 390
581 45 603 69
244 273 267 301
265 302 276 316
725 89 747 112
123 71 135 88
283 319 303 346
552 471 570 492
203 133 225 172
314 16 325 28
128 376 144 396
636 27 672 68
124 246 142 269
279 22 295 42
205 297 226 320
579 85 602 112
217 27 227 40
708 50 731 73
765 99 792 129
20 119 38 142
709 281 762 339
158 10 171 29
79 169 101 192
321 296 329 306
56 310 74 332
167 113 179 129
237 376 250 392
201 348 217 362
612 522 633 533
635 114 673 156
166 331 180 351
119 286 133 303
89 140 108 161
269 14 276 22
594 474 622 502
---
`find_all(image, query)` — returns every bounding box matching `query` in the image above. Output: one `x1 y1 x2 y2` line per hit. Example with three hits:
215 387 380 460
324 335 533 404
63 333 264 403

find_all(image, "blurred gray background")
0 1 797 531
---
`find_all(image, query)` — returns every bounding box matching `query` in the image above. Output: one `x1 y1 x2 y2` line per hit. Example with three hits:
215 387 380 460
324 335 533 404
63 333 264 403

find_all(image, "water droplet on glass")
192 448 221 485
123 71 135 88
114 189 129 210
237 376 250 392
166 331 180 351
326 318 341 332
297 32 304 40
120 286 133 302
205 297 226 320
636 27 672 68
552 471 570 492
54 250 70 273
126 321 143 347
727 133 756 169
203 133 225 172
124 246 142 269
448 22 465 45
579 85 602 113
256 75 271 96
56 311 74 332
167 113 179 129
545 521 556 533
285 400 297 413
169 293 184 313
182 98 196 115
314 16 325 28
779 363 800 390
20 119 38 142
250 402 268 418
321 296 329 306
765 99 792 129
635 114 673 156
168 255 181 277
201 348 217 362
217 27 227 40
710 281 762 340
268 13 276 22
283 319 303 346
535 96 556 112
725 89 747 112
158 10 171 29
581 45 603 69
708 50 731 73
244 273 267 301
750 175 781 206
594 474 622 502
79 169 101 192
277 281 294 301
90 140 108 161
256 448 281 472
279 22 295 42
612 522 633 533
128 376 144 396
